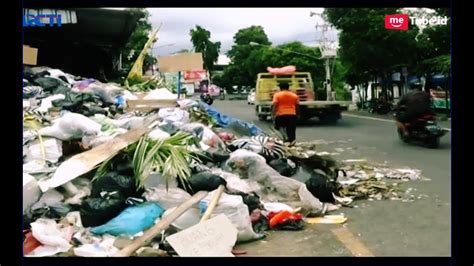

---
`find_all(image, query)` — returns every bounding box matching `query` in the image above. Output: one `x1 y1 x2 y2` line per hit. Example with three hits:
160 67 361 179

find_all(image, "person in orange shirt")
272 82 299 146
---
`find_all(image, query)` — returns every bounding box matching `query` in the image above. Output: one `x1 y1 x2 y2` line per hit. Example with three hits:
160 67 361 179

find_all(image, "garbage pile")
23 67 426 257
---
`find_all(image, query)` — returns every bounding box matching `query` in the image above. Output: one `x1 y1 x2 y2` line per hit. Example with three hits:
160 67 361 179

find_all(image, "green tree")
324 8 420 99
190 25 221 74
225 26 272 88
121 8 157 73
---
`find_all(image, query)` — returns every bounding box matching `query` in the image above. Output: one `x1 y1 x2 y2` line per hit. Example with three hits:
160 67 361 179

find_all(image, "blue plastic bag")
199 102 264 136
90 202 164 236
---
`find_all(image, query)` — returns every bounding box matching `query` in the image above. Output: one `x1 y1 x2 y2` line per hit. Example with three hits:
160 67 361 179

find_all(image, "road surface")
212 100 451 257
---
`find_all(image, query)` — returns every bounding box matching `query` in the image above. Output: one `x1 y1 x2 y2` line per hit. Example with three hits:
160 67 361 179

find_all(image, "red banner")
184 70 207 80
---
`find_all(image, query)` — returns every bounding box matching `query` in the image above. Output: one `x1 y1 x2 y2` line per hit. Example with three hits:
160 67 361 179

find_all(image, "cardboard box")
23 45 38 65
158 53 204 72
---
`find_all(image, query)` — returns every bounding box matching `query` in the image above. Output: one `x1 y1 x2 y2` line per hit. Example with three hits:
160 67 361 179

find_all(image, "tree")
121 8 157 73
261 41 325 90
324 8 420 99
224 26 272 88
190 26 221 74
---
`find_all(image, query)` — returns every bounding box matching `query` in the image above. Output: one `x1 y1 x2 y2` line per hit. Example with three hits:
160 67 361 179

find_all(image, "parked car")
247 90 256 105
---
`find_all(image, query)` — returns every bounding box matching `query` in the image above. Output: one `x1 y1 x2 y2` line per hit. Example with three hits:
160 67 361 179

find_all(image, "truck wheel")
319 113 339 124
258 115 267 121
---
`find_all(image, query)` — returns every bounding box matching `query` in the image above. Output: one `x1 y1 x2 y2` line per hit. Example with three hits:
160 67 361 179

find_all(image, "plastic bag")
177 99 199 109
86 82 124 104
158 122 180 135
158 108 189 123
148 128 170 140
180 123 226 151
209 168 260 194
46 69 77 85
29 218 72 256
91 171 142 199
35 94 66 113
229 136 285 161
144 88 177 100
91 202 164 236
269 158 297 177
80 192 127 227
23 173 42 212
226 150 326 214
73 78 96 91
263 202 294 213
200 192 263 243
267 211 304 230
25 138 63 163
112 117 145 130
143 186 192 210
162 207 201 230
73 235 118 257
305 172 338 203
178 172 226 194
267 65 296 75
38 112 102 141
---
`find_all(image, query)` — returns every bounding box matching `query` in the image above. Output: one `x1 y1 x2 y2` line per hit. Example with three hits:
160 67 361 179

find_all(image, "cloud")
147 8 333 56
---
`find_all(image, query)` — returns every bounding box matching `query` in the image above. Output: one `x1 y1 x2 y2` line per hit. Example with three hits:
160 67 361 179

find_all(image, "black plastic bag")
91 171 142 198
240 192 262 213
269 158 297 177
80 192 127 227
305 172 338 203
178 172 226 194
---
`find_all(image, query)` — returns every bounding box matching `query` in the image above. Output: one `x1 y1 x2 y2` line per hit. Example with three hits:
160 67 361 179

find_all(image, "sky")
146 8 338 63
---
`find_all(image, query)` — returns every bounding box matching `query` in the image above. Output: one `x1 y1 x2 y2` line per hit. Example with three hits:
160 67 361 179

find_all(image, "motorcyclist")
200 92 214 105
394 89 433 136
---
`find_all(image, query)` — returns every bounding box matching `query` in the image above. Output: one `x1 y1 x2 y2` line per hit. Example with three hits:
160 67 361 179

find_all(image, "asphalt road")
212 99 451 257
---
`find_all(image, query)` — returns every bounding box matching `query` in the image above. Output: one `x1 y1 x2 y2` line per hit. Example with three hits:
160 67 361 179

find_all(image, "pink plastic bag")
267 66 296 75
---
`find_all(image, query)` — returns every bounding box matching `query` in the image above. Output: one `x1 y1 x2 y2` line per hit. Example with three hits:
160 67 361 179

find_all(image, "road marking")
342 113 451 132
331 227 374 257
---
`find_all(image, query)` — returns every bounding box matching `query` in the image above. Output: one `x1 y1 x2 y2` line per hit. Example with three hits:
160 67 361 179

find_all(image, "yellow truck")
255 72 351 123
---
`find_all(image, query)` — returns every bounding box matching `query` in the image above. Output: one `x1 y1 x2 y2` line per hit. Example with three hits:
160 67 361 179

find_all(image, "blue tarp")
199 101 265 136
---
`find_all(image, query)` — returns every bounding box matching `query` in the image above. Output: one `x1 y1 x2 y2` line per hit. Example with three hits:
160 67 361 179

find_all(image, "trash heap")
23 67 426 257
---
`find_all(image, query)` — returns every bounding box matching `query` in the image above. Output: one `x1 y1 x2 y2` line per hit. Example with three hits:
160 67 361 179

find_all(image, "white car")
247 91 256 105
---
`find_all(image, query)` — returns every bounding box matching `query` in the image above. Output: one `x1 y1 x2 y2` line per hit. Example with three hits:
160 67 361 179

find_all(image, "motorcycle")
394 109 446 148
200 93 214 105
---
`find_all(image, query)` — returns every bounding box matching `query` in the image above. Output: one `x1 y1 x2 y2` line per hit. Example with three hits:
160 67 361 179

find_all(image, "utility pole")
310 11 338 101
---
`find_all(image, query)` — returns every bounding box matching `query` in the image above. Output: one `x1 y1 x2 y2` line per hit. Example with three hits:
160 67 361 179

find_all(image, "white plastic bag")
180 123 226 151
177 99 198 109
143 186 193 210
262 202 294 213
201 192 262 242
30 219 72 256
73 235 118 257
38 112 102 141
25 138 63 163
144 88 177 100
209 168 260 194
35 94 65 113
158 108 189 123
148 128 170 140
226 149 325 213
23 173 42 212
